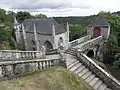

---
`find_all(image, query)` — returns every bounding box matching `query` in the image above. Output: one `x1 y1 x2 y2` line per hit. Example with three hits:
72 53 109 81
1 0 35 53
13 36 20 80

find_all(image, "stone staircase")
66 54 112 90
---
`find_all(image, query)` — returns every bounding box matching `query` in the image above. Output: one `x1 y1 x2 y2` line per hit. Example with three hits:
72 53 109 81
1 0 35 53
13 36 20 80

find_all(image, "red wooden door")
93 27 101 38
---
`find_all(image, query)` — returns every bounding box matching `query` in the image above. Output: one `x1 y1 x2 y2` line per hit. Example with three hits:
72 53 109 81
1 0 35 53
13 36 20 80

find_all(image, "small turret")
52 22 55 36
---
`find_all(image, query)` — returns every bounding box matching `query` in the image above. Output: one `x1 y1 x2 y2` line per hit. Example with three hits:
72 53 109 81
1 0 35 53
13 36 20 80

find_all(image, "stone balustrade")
68 35 91 48
0 58 60 81
46 49 59 55
0 50 45 61
77 49 120 90
79 36 102 51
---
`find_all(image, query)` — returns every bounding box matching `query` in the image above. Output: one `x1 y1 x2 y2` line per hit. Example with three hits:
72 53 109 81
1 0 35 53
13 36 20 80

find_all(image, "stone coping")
0 58 60 66
81 53 120 86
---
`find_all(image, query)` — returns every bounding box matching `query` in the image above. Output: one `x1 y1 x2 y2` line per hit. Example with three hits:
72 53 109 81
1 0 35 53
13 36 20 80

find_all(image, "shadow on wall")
87 50 94 58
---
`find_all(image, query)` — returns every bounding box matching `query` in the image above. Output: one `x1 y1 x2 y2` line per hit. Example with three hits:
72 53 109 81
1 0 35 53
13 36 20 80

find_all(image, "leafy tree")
34 14 47 19
16 11 32 23
104 12 120 65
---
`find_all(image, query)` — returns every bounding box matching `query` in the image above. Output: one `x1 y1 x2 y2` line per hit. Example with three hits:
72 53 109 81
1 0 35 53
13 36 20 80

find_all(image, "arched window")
44 41 53 50
58 37 63 46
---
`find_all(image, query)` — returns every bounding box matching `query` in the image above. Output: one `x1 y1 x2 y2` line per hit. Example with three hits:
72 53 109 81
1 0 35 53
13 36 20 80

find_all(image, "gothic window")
31 40 35 45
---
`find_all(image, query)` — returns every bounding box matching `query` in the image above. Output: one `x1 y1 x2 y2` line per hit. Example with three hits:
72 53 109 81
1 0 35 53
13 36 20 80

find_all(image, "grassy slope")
0 67 92 90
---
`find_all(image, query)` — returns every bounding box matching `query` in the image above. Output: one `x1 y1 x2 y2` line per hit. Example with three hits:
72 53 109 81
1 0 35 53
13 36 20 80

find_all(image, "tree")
16 11 32 23
34 14 47 19
104 12 120 65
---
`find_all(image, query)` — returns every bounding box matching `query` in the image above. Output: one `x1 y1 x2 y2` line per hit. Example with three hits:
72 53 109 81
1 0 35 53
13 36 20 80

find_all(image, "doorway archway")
44 41 53 50
58 37 63 47
93 27 101 38
87 50 94 58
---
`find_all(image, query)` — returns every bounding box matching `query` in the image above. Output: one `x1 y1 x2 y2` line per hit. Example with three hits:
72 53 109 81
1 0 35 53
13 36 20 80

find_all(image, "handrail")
77 51 120 89
68 35 91 48
79 36 102 50
82 54 120 85
0 50 45 61
0 50 42 53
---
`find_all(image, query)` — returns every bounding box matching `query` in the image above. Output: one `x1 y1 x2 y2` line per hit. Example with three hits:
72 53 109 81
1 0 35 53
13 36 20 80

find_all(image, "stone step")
74 65 85 74
67 61 79 69
85 74 95 83
98 83 107 90
89 77 99 87
93 80 102 90
66 52 76 56
82 71 92 80
78 68 89 77
105 88 112 90
67 51 76 54
69 63 82 72
73 63 83 73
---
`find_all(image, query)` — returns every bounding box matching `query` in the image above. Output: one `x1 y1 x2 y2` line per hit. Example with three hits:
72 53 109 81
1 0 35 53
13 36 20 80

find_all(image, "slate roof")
22 18 66 35
89 13 110 27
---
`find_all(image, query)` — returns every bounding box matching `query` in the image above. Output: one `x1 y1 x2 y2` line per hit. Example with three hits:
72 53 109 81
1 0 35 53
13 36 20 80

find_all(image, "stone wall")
0 59 61 81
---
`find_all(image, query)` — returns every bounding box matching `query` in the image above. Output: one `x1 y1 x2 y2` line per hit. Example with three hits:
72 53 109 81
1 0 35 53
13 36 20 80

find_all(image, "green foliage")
16 11 32 23
104 12 120 65
113 54 120 68
54 17 88 41
16 11 47 23
69 24 87 41
0 9 47 50
34 13 47 19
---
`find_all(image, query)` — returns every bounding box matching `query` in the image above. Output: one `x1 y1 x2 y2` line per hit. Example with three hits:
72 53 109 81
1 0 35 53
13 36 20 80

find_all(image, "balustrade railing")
77 50 120 90
79 36 102 51
68 35 91 48
0 58 60 80
0 50 45 61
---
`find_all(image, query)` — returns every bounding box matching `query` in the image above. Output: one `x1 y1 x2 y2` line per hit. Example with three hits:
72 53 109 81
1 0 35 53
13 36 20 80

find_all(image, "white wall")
54 32 69 49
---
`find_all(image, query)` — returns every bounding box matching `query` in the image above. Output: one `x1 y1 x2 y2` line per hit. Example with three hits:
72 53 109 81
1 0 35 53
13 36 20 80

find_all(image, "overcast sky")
1 0 120 17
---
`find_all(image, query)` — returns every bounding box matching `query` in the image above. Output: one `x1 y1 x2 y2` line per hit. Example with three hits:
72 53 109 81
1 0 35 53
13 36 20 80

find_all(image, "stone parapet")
0 50 45 61
77 50 120 90
0 58 60 81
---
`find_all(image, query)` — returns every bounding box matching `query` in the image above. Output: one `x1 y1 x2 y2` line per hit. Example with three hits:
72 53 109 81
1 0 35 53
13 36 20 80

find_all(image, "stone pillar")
13 17 21 48
52 22 56 49
15 26 21 44
22 23 28 50
41 46 46 58
33 23 39 51
59 44 67 68
66 22 69 43
66 22 70 50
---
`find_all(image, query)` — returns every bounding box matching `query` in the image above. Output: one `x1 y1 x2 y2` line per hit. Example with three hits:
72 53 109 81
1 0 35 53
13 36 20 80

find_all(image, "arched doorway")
93 27 101 38
58 37 63 48
87 50 94 58
44 41 53 51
